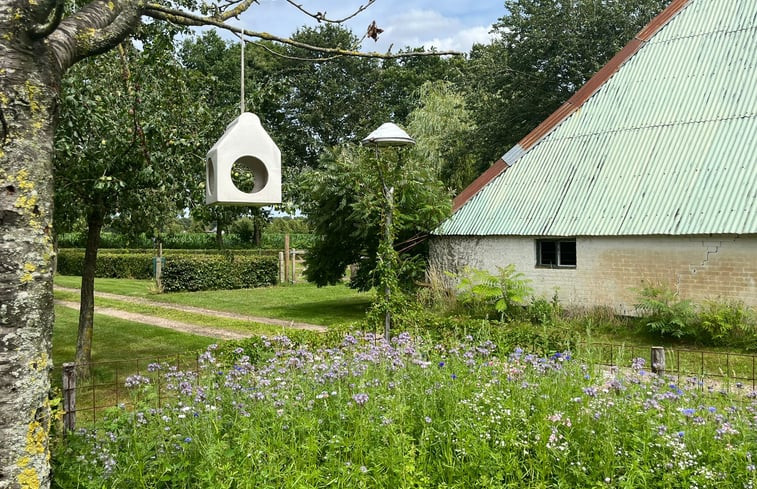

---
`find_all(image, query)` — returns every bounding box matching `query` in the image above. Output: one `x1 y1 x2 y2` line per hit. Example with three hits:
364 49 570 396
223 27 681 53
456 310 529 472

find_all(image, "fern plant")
454 265 533 321
634 283 695 338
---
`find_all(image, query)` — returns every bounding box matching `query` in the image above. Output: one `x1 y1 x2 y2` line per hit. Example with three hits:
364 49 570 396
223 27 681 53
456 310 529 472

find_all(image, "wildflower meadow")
53 332 757 488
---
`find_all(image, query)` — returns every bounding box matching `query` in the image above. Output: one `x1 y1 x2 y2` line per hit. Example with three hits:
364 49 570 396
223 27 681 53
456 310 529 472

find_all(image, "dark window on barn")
536 239 576 268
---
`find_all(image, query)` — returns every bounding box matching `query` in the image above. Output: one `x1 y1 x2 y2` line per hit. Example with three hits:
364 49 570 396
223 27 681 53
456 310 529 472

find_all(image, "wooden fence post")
284 234 290 285
651 346 666 376
62 362 77 431
291 248 297 284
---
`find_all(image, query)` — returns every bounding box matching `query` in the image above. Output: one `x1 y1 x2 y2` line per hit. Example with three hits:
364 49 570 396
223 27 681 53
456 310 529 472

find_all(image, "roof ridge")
452 0 692 212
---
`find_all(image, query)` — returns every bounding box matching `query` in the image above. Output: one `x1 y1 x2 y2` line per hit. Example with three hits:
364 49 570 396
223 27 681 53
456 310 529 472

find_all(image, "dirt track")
54 286 327 339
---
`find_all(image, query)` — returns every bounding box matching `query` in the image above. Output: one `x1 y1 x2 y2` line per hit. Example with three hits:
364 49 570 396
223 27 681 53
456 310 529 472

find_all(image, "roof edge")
450 0 691 213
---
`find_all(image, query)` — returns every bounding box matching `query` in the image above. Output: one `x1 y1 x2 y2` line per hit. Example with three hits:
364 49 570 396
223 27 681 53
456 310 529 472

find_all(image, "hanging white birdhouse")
206 112 281 205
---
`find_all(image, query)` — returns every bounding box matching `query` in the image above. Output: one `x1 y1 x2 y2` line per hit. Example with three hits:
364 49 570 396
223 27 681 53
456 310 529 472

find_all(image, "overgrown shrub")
697 300 757 350
56 249 153 279
634 283 696 338
160 255 277 292
451 265 533 321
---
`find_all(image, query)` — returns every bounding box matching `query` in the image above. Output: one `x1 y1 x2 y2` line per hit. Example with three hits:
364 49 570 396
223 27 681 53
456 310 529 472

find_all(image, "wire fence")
576 342 757 392
53 342 757 431
52 353 202 430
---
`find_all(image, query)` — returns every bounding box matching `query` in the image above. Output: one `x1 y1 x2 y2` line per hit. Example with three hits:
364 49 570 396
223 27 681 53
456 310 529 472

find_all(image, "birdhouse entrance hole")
231 156 269 194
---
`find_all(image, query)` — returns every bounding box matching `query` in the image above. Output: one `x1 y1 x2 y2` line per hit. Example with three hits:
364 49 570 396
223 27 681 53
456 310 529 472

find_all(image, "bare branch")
252 42 342 62
29 0 65 39
284 0 376 23
144 4 462 58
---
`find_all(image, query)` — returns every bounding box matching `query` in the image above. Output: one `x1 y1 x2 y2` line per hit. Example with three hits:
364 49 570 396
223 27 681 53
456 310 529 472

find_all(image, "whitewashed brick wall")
429 235 757 313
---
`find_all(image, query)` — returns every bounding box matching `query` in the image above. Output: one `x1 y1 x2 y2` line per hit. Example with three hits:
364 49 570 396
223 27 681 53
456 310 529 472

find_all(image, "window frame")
535 238 577 269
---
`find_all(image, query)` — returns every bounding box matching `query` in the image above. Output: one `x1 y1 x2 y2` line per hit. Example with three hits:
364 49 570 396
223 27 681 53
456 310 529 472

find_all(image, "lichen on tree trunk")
0 22 59 488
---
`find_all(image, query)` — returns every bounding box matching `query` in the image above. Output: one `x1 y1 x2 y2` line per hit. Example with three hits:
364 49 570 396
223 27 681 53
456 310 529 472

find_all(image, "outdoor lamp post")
361 123 415 341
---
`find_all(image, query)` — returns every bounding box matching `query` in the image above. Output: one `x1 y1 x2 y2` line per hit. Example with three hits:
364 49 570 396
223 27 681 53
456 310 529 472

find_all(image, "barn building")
431 0 757 312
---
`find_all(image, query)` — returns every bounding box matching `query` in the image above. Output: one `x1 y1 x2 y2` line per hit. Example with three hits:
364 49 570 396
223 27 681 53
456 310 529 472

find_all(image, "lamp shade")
361 122 415 147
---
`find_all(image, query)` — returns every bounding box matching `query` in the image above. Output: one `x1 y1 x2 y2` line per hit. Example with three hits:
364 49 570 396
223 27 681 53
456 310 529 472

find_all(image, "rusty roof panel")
636 0 691 40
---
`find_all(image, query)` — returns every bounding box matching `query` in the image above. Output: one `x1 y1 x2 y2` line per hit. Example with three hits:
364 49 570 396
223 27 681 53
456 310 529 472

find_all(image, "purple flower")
424 416 432 424
125 374 150 388
352 393 369 406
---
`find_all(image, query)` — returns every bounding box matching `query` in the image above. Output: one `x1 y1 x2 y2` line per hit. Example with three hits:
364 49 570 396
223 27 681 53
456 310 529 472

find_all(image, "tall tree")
301 143 451 291
406 80 478 193
464 0 670 169
54 39 212 371
0 1 456 484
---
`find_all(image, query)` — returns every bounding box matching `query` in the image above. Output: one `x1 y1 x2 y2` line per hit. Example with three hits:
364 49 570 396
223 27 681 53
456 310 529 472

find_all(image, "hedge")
57 250 153 279
161 255 278 292
57 232 315 250
57 250 278 292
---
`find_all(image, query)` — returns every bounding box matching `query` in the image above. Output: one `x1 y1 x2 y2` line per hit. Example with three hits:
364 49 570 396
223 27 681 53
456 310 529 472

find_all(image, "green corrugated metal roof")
437 0 757 237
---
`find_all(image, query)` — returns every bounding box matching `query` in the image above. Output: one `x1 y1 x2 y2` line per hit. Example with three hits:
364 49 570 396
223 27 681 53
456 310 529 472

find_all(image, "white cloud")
369 9 495 53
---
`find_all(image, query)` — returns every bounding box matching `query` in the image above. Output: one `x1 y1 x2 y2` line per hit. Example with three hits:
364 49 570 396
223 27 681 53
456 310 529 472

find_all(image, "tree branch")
284 0 376 23
144 4 461 58
216 0 257 21
47 0 141 72
29 0 65 40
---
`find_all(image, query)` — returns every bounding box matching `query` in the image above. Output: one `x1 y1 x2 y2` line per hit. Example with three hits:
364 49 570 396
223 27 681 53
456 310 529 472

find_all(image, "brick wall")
429 235 757 313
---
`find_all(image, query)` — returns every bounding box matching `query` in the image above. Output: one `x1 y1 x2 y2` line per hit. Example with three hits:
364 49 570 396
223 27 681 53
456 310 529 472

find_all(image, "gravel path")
54 286 328 338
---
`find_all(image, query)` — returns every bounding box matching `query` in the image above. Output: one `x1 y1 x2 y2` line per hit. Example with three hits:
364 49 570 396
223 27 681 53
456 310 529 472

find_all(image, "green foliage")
58 231 314 250
267 217 310 235
160 255 277 292
453 265 533 321
527 293 563 327
696 300 757 350
57 250 153 279
407 81 479 192
634 283 696 338
53 333 756 488
301 145 451 291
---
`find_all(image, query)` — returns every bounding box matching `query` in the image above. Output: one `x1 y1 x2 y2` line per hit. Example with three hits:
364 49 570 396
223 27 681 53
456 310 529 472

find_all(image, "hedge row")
57 250 278 292
61 248 280 257
161 255 278 292
57 232 314 250
57 250 153 279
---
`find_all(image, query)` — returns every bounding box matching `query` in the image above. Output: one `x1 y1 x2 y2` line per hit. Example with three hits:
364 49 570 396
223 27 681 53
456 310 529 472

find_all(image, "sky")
238 1 505 53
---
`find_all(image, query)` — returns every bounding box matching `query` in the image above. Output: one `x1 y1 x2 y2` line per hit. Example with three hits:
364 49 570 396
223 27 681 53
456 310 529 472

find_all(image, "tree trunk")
253 218 262 246
75 206 104 376
0 20 60 489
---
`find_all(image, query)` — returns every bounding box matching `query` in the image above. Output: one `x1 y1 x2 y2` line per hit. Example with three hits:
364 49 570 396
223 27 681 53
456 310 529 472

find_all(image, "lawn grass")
53 305 216 424
55 289 286 336
54 275 372 326
53 305 215 367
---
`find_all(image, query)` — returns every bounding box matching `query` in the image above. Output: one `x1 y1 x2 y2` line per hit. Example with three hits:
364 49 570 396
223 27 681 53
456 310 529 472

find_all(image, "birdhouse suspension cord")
240 28 245 114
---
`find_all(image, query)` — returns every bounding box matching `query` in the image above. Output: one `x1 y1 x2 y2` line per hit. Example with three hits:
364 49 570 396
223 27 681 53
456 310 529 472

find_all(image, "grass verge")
54 275 372 326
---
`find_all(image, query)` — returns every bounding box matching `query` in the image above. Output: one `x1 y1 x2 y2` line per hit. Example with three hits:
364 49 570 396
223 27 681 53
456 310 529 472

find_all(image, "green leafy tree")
407 81 478 192
301 144 451 291
54 41 214 369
